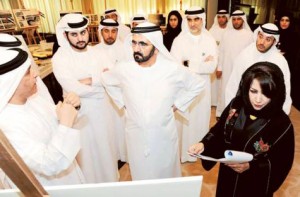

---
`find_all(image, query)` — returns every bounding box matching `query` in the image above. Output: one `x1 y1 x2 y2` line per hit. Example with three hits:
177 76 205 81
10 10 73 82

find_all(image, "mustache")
133 52 143 57
77 41 86 45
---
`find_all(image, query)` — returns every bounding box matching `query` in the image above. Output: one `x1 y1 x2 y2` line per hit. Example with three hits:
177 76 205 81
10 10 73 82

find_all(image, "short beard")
104 38 116 45
66 36 88 50
133 46 155 63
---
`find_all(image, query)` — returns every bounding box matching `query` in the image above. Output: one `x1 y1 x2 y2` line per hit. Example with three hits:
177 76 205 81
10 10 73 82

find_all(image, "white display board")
0 176 203 197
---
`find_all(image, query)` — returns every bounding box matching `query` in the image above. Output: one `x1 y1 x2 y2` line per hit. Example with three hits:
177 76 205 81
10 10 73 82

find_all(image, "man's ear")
63 32 67 39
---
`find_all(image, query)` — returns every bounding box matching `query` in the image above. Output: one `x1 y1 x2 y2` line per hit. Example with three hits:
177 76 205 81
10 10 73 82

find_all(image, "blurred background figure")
130 14 147 28
276 11 300 110
209 10 229 108
163 10 182 51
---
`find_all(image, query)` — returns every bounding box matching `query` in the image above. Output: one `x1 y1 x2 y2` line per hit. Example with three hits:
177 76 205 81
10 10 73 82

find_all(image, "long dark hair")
236 62 286 118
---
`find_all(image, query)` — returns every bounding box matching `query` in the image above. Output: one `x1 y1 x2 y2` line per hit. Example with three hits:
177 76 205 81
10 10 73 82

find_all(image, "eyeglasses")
132 40 152 49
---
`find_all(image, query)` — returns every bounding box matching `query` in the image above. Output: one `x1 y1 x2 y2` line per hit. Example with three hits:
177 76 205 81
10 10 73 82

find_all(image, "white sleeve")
170 37 184 64
101 66 125 109
281 60 292 114
225 59 241 106
52 57 103 98
174 66 205 112
3 124 81 177
188 39 218 74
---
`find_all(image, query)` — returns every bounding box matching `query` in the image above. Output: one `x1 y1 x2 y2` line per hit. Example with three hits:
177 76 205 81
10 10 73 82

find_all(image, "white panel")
0 176 203 197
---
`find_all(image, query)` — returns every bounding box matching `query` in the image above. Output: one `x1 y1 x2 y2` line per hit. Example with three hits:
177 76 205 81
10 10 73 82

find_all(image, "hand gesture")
188 143 204 155
56 101 78 127
225 162 250 173
63 92 81 109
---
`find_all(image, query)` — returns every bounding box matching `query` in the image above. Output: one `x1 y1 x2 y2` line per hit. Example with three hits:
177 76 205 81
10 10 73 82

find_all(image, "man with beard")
215 10 253 118
101 22 205 180
52 14 119 183
226 23 291 114
170 7 218 163
95 18 127 163
96 18 126 64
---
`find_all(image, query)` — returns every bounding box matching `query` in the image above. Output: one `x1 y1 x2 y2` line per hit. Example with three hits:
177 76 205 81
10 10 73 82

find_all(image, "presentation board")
0 10 16 31
0 176 203 197
12 9 41 29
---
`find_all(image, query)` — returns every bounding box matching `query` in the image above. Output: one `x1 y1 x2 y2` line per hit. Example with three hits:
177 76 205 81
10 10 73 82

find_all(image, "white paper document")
188 150 253 164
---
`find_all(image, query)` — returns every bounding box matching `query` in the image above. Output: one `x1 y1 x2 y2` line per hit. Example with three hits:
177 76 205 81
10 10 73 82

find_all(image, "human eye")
249 88 258 94
132 40 137 46
70 32 77 37
139 42 148 47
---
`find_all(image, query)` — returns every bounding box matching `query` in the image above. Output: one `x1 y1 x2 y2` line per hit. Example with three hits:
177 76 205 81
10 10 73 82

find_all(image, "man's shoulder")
52 47 74 62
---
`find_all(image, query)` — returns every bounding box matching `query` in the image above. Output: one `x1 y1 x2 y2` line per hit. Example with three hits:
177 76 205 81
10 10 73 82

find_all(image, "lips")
254 104 263 109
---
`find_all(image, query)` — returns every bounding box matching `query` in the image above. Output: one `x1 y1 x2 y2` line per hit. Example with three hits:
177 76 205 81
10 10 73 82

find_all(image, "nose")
258 38 265 45
77 34 85 41
132 43 141 51
255 94 262 103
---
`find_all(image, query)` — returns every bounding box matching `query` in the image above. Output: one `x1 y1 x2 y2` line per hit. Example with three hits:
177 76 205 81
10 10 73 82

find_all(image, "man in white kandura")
52 13 118 183
95 18 127 162
101 22 205 180
226 23 291 114
209 10 229 107
0 48 84 187
96 18 126 64
103 8 131 42
171 7 218 163
215 10 253 118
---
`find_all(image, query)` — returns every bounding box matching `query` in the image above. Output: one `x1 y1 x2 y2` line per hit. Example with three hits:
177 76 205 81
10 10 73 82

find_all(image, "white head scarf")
0 33 22 50
130 22 174 61
254 23 280 46
55 13 89 48
227 10 252 31
130 14 147 28
104 8 123 24
182 6 209 35
0 48 31 113
98 18 119 43
210 10 229 30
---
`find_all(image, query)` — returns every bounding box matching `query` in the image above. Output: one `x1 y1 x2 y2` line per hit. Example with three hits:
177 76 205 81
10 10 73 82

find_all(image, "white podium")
0 176 203 197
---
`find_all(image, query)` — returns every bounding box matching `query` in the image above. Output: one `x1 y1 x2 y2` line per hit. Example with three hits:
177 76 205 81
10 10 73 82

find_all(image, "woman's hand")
225 162 250 173
188 143 204 155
